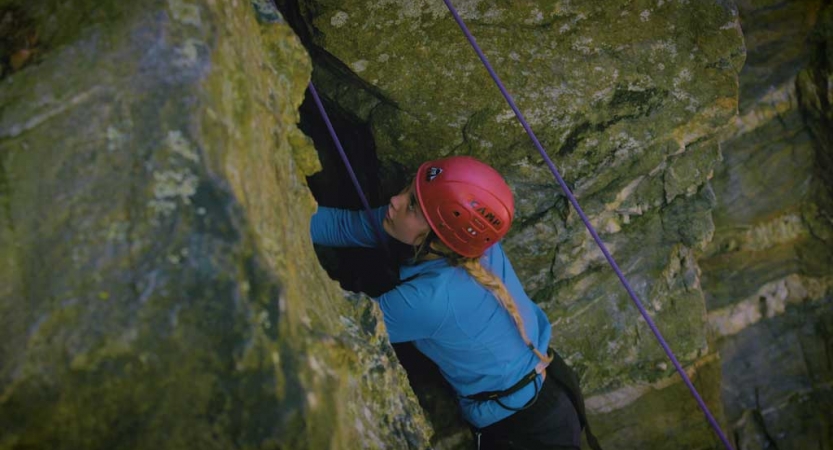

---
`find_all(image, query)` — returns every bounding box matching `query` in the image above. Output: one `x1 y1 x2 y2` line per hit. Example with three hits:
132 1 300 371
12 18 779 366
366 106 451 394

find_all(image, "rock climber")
310 155 600 450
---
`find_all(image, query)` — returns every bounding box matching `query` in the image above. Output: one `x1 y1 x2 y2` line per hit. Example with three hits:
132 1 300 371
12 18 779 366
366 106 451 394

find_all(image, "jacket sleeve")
374 281 445 343
310 206 390 248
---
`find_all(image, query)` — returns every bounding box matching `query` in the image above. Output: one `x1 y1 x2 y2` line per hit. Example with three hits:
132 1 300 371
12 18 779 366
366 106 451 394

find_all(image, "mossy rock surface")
286 2 743 445
1 0 831 449
0 1 430 448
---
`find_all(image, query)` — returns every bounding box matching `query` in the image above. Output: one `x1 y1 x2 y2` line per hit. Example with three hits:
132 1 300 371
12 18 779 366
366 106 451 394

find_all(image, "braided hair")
412 232 552 364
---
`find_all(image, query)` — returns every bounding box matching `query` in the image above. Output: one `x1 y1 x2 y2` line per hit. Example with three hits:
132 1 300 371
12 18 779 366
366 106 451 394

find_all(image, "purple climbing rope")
441 1 734 449
307 82 389 250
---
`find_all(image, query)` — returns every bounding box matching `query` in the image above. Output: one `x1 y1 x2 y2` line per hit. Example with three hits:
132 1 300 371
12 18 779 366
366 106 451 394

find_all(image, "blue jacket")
310 206 552 428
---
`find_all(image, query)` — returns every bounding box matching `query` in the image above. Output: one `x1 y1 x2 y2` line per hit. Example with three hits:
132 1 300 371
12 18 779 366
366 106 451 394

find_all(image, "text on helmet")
470 200 502 228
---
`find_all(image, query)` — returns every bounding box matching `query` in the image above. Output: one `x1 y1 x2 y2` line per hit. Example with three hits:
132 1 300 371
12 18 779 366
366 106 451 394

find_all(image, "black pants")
473 375 582 450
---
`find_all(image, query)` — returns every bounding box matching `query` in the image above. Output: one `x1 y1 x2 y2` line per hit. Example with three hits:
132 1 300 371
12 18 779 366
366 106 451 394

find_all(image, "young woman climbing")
310 155 599 450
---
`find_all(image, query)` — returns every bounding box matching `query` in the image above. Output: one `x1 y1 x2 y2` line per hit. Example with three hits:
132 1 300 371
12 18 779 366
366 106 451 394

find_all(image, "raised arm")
310 206 390 248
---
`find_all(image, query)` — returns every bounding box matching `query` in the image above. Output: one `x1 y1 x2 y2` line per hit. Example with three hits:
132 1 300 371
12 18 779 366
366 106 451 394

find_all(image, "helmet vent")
453 211 460 217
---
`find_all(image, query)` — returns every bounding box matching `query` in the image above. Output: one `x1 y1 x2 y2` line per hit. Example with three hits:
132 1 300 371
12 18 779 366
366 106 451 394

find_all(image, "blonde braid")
458 259 551 364
419 236 551 364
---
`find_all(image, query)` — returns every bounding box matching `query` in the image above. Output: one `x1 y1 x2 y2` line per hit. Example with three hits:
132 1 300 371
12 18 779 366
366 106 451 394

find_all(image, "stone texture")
733 0 826 112
700 1 833 448
719 298 833 450
588 356 725 450
0 1 430 449
283 1 746 447
289 0 743 374
282 0 833 448
2 0 831 448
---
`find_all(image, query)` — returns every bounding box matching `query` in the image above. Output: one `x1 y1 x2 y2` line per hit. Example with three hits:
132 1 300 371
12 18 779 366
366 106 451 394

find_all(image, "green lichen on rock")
0 0 430 449
4 0 830 448
297 0 742 353
298 0 744 178
285 0 748 447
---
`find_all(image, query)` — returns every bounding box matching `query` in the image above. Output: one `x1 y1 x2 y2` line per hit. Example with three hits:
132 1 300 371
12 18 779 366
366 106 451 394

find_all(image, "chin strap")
415 233 452 260
425 247 452 258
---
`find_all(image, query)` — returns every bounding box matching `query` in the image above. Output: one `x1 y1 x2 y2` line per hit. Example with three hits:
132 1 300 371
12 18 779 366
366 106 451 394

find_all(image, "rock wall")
702 1 833 449
1 0 830 449
284 0 833 448
0 1 430 448
281 0 747 448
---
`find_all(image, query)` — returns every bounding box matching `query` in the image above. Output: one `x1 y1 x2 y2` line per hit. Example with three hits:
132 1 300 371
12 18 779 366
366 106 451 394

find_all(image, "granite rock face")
1 0 830 449
701 1 833 449
0 1 430 449
283 0 833 448
281 0 746 448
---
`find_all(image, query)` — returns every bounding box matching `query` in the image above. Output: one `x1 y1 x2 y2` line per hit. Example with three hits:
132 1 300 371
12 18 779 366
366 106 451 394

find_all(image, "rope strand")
440 1 734 448
308 82 389 252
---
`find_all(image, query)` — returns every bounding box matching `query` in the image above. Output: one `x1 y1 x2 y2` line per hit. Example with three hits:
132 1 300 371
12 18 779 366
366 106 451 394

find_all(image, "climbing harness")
306 1 735 449
465 347 602 450
462 367 542 412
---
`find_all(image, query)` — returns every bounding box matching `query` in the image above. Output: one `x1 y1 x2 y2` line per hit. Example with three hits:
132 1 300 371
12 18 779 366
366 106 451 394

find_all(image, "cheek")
399 219 420 238
410 220 430 239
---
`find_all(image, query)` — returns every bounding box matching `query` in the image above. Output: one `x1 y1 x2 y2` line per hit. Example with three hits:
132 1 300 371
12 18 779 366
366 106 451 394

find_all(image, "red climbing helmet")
414 156 514 258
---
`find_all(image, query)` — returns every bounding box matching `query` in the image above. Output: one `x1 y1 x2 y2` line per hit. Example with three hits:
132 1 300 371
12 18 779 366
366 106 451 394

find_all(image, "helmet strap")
425 246 452 259
413 231 453 261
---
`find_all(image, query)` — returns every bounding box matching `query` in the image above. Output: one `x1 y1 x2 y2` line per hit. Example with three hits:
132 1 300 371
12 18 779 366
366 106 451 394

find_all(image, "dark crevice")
295 81 455 432
311 45 403 112
297 89 465 447
0 6 39 80
557 88 667 157
558 121 594 157
274 4 412 297
818 318 833 371
514 194 570 231
758 296 768 318
634 323 641 347
273 0 400 112
682 134 712 151
294 109 418 313
299 89 384 208
797 35 833 188
0 153 14 233
753 388 782 450
273 2 473 440
273 0 426 297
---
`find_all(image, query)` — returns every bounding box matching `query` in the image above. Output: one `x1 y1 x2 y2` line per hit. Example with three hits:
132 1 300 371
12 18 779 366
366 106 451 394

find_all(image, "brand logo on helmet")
470 200 502 228
426 167 443 182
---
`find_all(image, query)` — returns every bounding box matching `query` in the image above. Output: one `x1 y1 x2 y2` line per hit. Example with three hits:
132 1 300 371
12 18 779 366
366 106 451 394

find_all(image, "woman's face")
383 182 431 245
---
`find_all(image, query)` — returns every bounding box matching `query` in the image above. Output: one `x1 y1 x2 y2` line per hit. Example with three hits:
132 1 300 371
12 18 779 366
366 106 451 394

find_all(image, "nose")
389 192 405 211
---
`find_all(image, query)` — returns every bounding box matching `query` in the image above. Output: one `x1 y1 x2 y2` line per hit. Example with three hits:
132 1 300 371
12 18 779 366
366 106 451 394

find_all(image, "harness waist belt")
462 369 540 402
